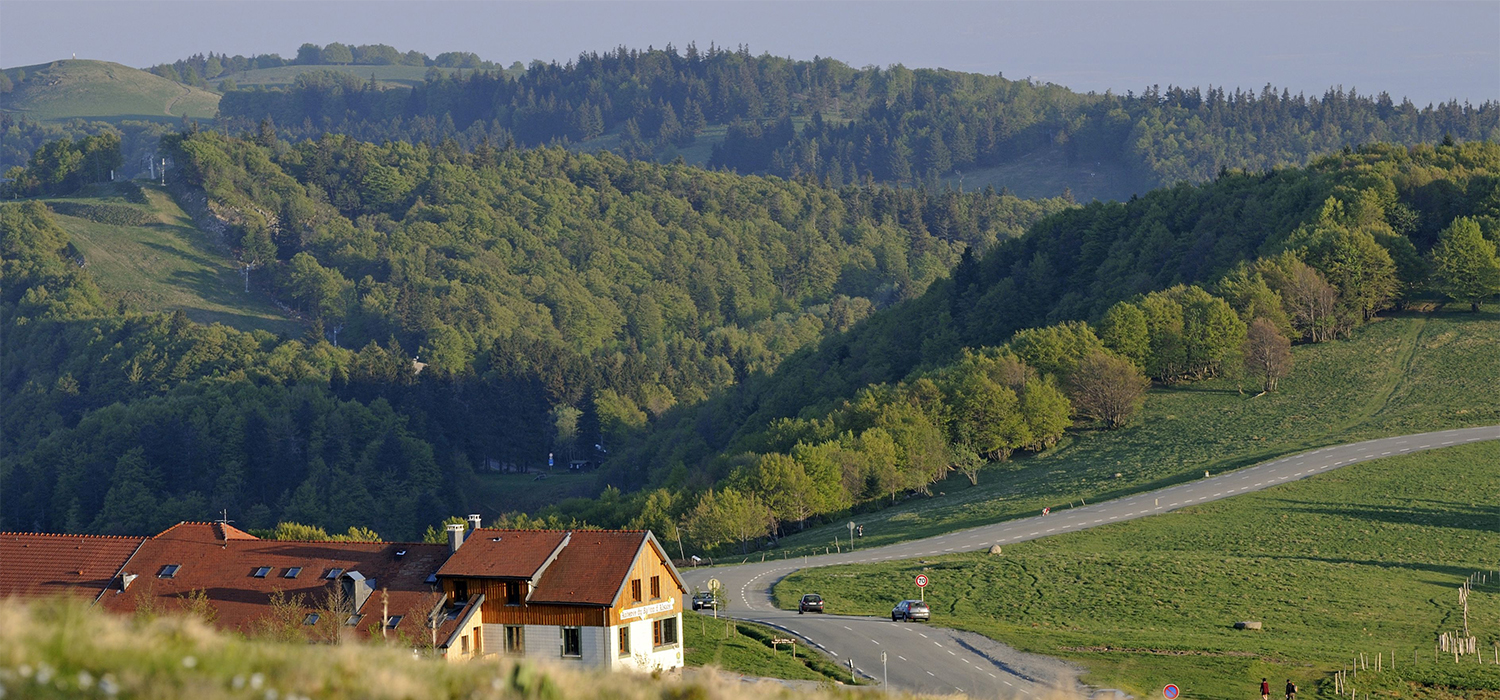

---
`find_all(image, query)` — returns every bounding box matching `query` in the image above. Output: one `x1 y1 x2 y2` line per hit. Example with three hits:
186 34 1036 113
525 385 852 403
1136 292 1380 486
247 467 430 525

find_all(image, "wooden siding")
471 579 606 626
606 541 683 626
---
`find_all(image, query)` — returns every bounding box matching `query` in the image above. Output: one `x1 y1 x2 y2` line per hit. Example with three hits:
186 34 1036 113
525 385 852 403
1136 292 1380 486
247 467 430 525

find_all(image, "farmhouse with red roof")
0 518 686 670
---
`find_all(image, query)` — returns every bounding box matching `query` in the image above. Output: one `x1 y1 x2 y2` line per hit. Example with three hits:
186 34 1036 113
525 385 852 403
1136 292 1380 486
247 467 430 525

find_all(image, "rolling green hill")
42 181 297 334
764 308 1500 556
777 440 1500 699
1 60 219 123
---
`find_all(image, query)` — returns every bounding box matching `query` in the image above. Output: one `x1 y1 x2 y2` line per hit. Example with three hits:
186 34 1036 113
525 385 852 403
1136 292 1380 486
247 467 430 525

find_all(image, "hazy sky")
2 1 1496 106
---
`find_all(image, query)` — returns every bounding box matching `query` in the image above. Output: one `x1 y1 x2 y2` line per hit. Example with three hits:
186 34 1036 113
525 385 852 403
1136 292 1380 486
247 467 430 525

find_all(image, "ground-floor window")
505 625 525 655
652 617 677 647
562 626 582 657
619 625 631 656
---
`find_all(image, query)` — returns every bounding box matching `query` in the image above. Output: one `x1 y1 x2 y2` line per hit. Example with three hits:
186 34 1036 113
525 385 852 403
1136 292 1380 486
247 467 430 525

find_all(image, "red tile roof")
435 529 569 579
97 522 452 642
528 530 649 606
0 532 145 601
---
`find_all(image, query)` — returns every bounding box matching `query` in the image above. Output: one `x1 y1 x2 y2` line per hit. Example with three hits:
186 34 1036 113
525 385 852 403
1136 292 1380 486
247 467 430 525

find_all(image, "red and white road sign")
915 574 928 588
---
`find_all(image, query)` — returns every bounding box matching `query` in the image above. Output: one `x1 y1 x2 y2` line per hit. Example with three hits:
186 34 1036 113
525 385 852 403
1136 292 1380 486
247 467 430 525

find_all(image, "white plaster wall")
608 615 683 672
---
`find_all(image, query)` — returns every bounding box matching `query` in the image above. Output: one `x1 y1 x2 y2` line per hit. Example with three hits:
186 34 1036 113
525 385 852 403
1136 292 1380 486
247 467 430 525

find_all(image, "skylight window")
158 564 180 578
386 615 403 629
325 568 344 580
345 614 364 627
252 566 271 578
284 567 301 579
303 613 320 626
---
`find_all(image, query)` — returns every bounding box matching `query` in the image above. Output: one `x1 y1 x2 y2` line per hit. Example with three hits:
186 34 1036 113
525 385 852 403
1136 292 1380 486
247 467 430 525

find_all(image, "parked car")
798 593 825 614
692 591 718 610
891 599 929 622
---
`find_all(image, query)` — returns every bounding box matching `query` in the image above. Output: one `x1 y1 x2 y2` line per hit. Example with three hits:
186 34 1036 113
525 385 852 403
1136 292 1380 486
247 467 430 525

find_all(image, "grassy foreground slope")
43 182 297 334
685 616 858 684
768 308 1500 555
0 599 875 700
776 441 1500 699
1 60 219 123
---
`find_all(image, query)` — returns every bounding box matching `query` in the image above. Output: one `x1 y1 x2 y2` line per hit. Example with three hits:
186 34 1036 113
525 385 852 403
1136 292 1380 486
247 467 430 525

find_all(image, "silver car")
891 599 930 622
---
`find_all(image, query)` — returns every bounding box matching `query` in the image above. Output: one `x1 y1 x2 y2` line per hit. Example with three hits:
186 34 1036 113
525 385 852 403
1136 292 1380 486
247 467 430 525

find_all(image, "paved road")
681 425 1500 698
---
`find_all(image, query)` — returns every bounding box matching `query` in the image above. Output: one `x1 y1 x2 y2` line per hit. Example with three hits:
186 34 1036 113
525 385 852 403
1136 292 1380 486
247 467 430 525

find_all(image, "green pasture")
770 309 1500 557
776 442 1500 698
44 182 297 334
1 60 219 123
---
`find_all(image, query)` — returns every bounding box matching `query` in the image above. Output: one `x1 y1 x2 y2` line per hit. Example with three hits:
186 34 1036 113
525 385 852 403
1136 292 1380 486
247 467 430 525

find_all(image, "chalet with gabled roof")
0 518 684 671
434 525 687 671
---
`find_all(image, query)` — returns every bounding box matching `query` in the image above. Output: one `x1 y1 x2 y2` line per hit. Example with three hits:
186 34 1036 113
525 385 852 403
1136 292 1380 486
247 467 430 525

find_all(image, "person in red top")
1260 678 1270 700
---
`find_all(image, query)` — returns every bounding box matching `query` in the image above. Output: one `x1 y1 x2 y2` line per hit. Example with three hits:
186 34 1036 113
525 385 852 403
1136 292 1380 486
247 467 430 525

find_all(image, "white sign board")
620 599 675 621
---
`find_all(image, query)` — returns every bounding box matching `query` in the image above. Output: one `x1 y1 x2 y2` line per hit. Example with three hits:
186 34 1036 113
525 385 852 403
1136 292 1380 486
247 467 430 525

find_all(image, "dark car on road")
799 593 824 614
891 599 930 622
691 591 718 610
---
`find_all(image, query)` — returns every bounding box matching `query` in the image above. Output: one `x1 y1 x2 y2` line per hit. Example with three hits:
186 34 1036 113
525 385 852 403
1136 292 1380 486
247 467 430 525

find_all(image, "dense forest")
214 45 1500 193
5 132 1495 550
583 141 1500 553
0 130 1066 539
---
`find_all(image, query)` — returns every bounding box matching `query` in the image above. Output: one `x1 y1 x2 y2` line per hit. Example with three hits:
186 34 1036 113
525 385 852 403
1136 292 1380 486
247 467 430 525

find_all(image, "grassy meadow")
769 308 1500 557
45 182 298 335
1 60 219 123
940 145 1143 202
225 63 458 89
0 598 881 700
684 615 859 685
774 442 1500 699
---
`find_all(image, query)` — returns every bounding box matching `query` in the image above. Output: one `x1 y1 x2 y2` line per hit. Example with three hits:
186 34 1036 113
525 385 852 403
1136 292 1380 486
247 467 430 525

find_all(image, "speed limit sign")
915 574 928 588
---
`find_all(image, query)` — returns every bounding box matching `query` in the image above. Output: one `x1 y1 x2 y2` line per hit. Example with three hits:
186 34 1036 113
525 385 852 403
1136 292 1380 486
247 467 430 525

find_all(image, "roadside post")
848 521 856 551
882 650 888 693
915 573 928 602
848 658 856 684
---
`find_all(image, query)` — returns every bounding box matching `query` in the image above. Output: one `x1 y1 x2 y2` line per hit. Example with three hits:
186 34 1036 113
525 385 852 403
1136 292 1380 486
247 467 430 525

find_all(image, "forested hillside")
213 45 1499 196
578 141 1500 554
0 131 1065 539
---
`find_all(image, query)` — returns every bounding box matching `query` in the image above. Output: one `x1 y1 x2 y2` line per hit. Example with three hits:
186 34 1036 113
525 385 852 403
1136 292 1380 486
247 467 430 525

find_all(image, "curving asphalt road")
681 425 1500 698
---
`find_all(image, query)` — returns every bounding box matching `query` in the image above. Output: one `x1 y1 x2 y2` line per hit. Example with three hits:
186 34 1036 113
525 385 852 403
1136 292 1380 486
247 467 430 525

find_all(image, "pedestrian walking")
1284 679 1296 700
1042 507 1050 516
856 525 863 538
1260 678 1269 700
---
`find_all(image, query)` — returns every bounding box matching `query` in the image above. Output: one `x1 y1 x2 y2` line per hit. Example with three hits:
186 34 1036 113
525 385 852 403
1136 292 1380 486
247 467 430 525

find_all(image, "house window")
561 627 582 657
461 635 470 655
324 568 344 580
252 566 271 578
284 567 301 579
158 564 180 578
653 617 677 647
650 575 660 599
631 578 642 602
454 579 469 603
504 625 525 655
303 613 320 626
504 580 521 605
618 626 631 656
386 615 403 630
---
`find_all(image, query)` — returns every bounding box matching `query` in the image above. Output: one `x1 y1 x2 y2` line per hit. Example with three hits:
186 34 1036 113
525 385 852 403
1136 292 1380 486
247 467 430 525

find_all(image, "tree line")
208 45 1498 194
145 43 516 90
